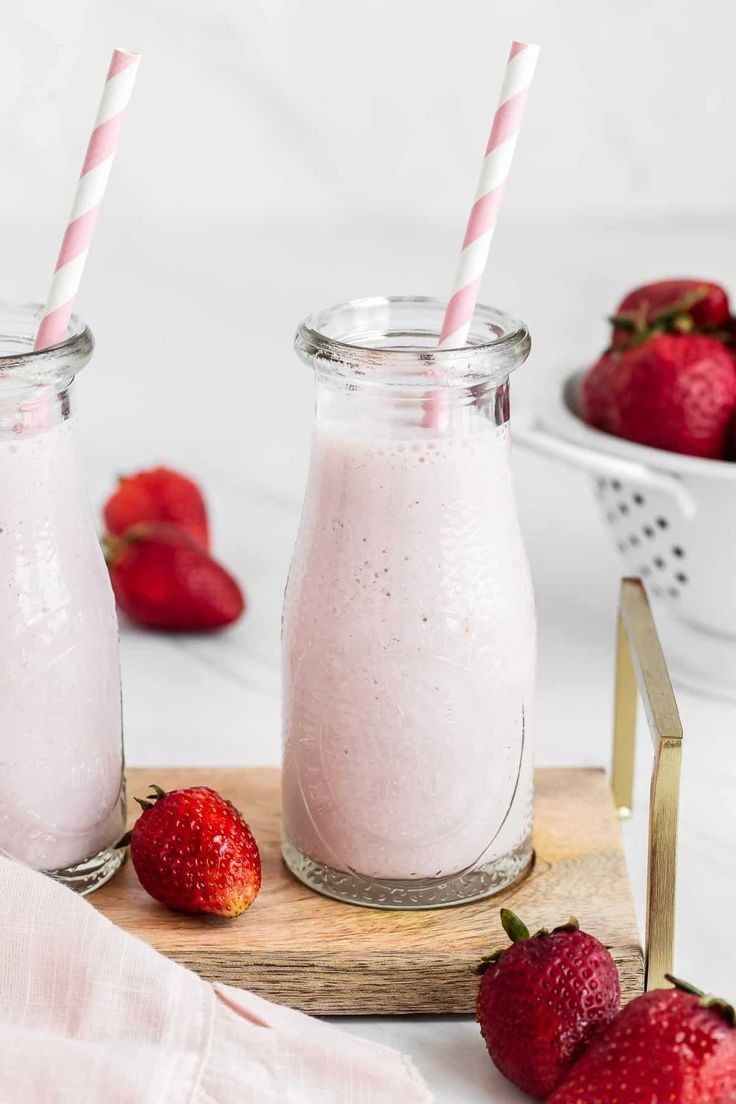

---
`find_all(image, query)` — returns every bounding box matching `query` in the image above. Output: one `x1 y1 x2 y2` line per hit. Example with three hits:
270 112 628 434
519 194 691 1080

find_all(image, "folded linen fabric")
0 856 432 1103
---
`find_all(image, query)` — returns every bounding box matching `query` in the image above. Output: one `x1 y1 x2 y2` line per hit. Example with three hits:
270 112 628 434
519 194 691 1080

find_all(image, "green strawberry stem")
666 974 736 1026
608 286 718 350
473 910 529 975
101 524 163 568
120 786 169 842
101 534 120 566
553 916 581 934
608 313 642 333
500 909 530 942
134 784 167 812
474 911 583 976
666 974 705 997
649 287 709 322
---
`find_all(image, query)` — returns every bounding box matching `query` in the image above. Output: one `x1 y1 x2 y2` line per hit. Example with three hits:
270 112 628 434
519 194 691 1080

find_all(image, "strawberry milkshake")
282 297 536 908
0 306 125 891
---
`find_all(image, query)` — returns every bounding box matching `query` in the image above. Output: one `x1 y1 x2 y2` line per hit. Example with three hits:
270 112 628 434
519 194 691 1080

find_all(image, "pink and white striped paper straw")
439 40 539 349
34 48 141 351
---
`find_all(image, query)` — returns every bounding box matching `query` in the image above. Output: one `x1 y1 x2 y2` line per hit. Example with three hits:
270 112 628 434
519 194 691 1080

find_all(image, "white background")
3 3 736 1101
5 0 736 223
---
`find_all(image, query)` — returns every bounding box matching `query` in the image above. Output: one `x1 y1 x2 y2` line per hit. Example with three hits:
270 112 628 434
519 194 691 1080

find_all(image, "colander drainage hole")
654 557 665 569
633 493 645 505
644 526 655 538
618 502 629 515
675 572 688 584
656 517 669 530
629 535 640 547
672 545 685 558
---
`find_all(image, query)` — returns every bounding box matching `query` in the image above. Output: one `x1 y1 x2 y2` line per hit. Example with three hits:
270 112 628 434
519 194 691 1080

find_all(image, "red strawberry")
104 523 245 632
612 279 730 347
581 334 736 459
104 466 209 549
475 909 620 1099
127 784 261 917
549 976 736 1103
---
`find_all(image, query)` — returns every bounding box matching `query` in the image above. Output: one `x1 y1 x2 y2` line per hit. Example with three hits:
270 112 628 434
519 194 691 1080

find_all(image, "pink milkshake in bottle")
0 304 126 893
282 297 536 907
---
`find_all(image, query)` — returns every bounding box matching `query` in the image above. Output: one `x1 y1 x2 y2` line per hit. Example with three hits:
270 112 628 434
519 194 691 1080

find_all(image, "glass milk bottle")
0 302 126 893
282 296 536 908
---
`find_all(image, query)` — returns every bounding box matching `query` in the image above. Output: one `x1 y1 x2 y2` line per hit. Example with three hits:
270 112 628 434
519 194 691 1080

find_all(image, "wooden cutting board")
91 766 643 1015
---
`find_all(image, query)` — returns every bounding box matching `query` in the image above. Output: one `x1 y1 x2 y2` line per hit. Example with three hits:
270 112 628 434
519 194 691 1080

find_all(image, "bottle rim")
0 301 94 388
295 295 530 387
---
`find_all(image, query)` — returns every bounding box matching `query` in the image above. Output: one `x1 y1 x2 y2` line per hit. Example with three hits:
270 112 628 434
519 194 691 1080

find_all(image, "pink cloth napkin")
0 856 432 1103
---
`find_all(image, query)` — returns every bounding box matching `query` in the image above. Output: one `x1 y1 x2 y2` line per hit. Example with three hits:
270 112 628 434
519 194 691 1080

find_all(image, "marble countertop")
40 214 736 1101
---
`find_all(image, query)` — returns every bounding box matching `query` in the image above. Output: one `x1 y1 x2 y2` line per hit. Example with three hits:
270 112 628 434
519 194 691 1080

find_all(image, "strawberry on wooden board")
611 279 730 347
125 784 262 917
104 466 210 549
475 909 620 1099
581 333 736 459
104 523 245 632
549 975 736 1103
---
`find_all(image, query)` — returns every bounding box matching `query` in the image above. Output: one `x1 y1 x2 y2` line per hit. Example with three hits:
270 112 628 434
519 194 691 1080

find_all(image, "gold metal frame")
611 578 683 992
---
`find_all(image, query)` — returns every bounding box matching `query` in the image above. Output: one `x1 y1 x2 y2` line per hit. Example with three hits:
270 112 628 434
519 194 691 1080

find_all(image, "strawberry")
611 279 730 347
475 909 620 1099
549 976 736 1103
581 333 736 459
126 784 261 917
104 466 210 549
104 523 245 632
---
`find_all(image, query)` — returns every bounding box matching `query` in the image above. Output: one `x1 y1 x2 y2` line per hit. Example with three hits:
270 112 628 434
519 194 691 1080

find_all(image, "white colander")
514 371 736 698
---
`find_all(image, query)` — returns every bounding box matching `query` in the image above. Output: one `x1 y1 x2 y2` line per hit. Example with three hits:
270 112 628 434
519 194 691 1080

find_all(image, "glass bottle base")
281 836 534 910
42 845 127 896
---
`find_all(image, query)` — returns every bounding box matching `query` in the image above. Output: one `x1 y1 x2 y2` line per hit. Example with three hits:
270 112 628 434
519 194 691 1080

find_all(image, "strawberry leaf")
500 909 530 943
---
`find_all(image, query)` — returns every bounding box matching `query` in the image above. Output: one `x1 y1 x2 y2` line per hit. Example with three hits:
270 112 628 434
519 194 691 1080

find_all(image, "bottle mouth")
295 296 530 388
0 301 94 390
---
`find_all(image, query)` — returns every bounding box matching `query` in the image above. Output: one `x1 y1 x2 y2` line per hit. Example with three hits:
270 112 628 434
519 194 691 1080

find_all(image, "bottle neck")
314 371 510 437
0 380 75 441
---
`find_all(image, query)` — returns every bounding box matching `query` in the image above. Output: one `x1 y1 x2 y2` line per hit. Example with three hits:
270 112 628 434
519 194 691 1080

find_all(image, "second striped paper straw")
34 48 141 351
439 40 539 349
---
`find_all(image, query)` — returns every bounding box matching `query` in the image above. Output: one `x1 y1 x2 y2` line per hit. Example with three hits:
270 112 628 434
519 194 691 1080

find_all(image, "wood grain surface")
91 767 643 1015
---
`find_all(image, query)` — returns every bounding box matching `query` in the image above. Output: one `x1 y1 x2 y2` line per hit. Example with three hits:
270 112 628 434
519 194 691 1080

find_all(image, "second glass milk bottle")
282 296 536 908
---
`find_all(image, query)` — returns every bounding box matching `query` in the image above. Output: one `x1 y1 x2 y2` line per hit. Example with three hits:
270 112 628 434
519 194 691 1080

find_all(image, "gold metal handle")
611 578 683 992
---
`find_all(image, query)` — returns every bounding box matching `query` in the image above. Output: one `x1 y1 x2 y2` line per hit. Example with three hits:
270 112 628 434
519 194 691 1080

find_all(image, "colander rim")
553 369 736 480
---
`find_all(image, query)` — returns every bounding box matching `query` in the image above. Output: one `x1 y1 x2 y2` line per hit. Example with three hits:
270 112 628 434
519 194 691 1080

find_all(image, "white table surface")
22 213 735 1102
